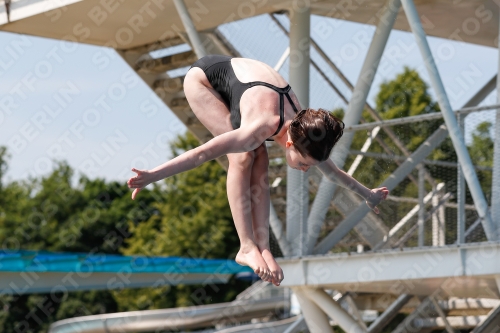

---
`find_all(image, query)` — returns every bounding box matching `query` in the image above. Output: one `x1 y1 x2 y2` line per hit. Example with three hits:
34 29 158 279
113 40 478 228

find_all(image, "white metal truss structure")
2 0 500 332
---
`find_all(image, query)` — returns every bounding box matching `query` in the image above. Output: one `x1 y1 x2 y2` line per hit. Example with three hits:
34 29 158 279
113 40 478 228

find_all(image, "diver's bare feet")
261 249 284 286
236 244 272 283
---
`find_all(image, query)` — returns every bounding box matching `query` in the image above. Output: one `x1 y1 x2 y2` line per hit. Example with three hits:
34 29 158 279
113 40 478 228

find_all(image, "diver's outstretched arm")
128 122 274 199
316 158 389 214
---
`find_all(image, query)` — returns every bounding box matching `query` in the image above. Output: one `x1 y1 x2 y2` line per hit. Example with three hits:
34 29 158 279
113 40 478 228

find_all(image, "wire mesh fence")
314 108 495 253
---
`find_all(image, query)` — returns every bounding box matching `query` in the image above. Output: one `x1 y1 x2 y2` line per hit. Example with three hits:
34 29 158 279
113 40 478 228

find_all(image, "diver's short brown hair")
289 108 344 162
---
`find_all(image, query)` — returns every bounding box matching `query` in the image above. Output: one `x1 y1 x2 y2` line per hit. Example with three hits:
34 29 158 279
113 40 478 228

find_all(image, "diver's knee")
228 152 255 169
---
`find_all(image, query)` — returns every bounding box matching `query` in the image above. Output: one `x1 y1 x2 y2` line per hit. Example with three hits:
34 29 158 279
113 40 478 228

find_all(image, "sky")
0 13 498 184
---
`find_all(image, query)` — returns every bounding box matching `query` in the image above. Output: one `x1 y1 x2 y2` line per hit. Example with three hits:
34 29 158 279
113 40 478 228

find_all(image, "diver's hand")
365 187 389 214
127 168 155 200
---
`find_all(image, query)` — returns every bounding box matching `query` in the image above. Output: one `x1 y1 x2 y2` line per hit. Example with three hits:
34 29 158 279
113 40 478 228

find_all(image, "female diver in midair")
127 55 389 287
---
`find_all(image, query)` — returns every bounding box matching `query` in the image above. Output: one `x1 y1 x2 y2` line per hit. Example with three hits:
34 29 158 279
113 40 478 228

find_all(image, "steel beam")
347 127 381 176
334 189 390 247
307 0 401 254
401 0 495 241
345 293 369 330
357 296 498 312
463 218 481 241
286 5 310 256
303 14 436 190
293 288 333 333
269 12 418 251
368 294 413 333
457 115 466 245
307 162 390 252
429 297 456 333
418 166 426 247
314 126 449 254
326 0 401 170
470 302 500 332
270 204 291 256
305 288 367 333
274 47 290 72
492 7 500 240
415 316 487 330
344 104 500 132
279 243 500 291
348 150 492 171
432 185 446 247
392 296 434 333
270 13 420 192
283 315 307 333
173 0 207 58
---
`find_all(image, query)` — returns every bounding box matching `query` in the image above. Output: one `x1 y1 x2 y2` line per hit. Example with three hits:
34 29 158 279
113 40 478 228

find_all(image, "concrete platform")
0 0 498 49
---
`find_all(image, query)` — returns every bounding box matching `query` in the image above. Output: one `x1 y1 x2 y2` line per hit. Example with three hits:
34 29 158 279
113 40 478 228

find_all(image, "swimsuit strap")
247 81 291 93
245 82 300 141
284 91 299 113
270 92 285 137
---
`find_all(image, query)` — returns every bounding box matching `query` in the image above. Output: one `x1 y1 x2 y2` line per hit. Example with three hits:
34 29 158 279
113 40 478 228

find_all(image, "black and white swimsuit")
190 55 300 141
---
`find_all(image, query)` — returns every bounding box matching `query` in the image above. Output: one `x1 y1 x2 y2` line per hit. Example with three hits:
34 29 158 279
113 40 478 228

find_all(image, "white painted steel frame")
367 294 413 333
329 0 401 169
432 184 446 247
293 288 333 333
274 47 290 71
347 126 381 176
418 166 425 247
6 0 81 22
429 296 455 333
344 104 500 132
492 7 500 240
401 0 495 241
307 0 401 254
279 243 500 288
270 205 291 256
269 13 424 196
457 115 466 245
268 14 408 252
304 288 367 333
471 303 500 332
287 6 310 256
282 316 307 333
173 0 207 58
348 150 492 171
285 9 339 333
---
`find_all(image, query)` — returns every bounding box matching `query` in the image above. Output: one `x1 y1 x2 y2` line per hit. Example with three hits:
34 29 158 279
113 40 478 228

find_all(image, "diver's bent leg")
227 152 271 283
250 144 284 285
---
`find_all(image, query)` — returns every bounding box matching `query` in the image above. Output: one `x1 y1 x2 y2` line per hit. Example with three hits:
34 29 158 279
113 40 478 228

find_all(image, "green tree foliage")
0 157 160 332
376 68 440 150
0 146 9 192
468 121 494 201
